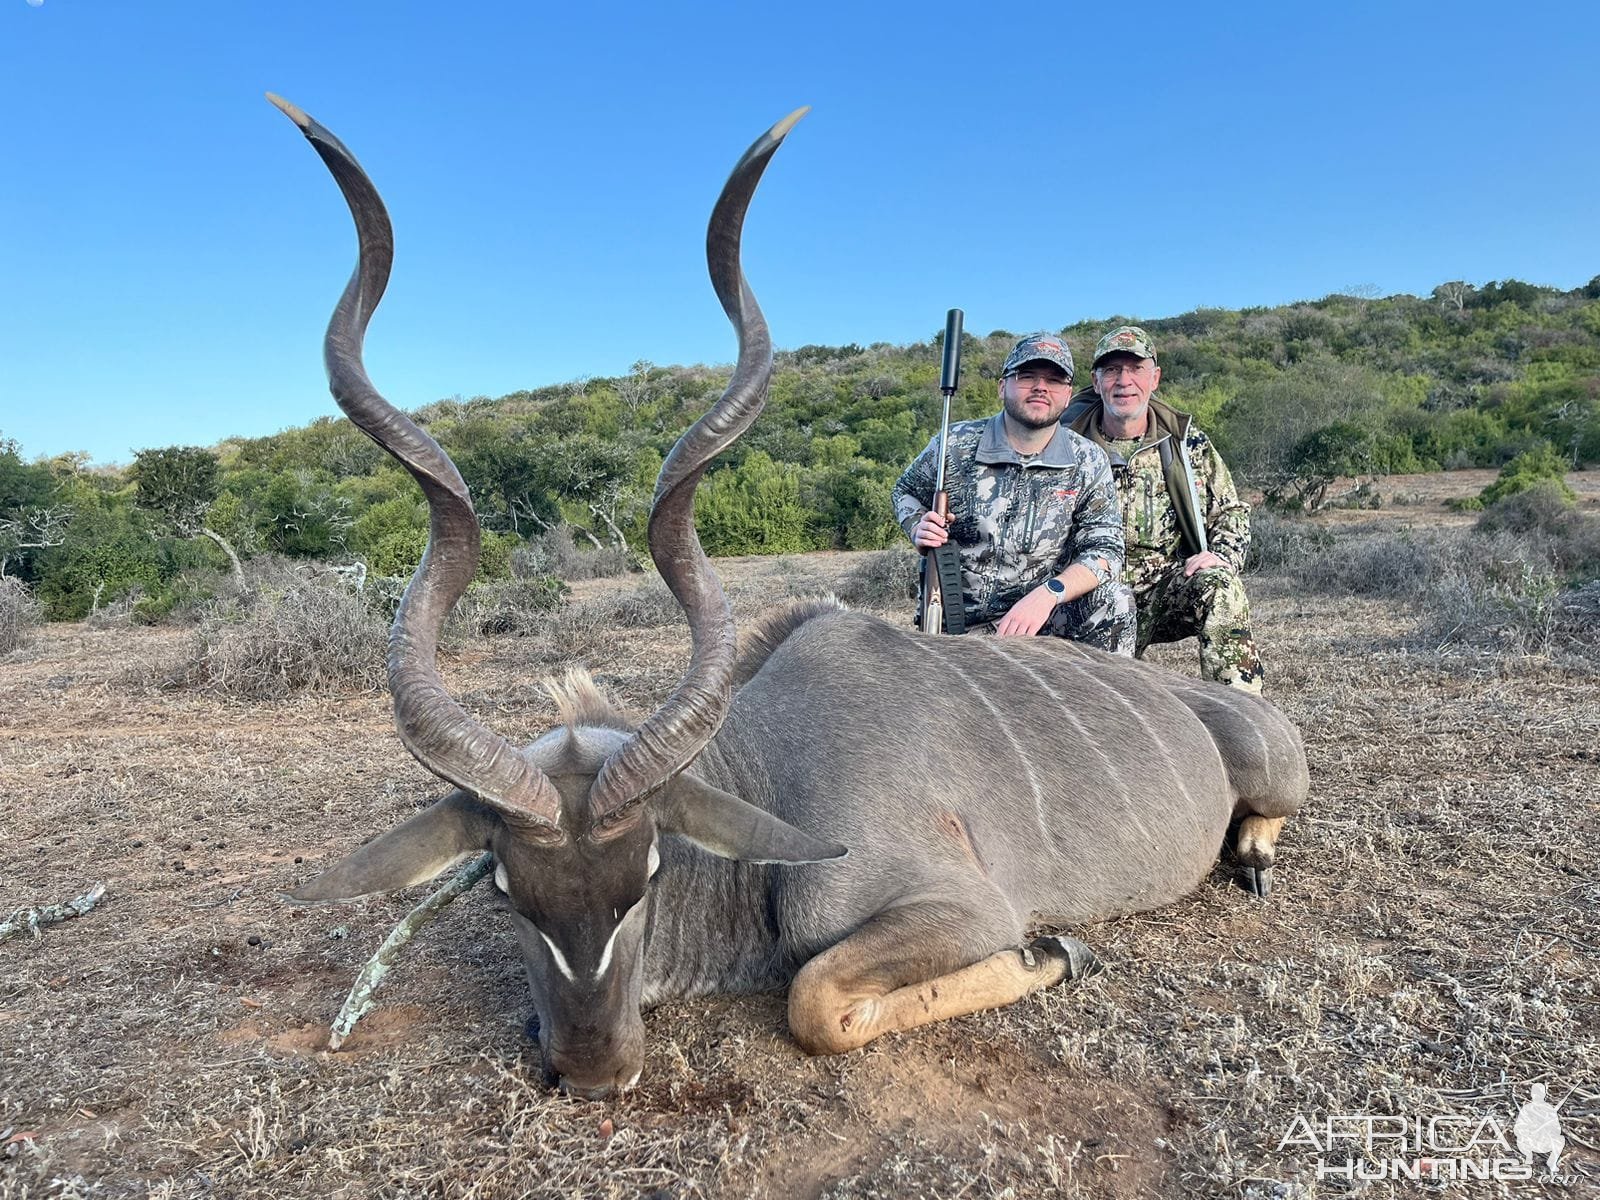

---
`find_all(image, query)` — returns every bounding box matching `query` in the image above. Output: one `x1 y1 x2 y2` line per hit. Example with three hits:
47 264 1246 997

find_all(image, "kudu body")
272 98 1308 1099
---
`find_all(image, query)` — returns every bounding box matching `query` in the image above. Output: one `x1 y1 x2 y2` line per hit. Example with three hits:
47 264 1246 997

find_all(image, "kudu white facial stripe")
595 895 647 980
538 928 578 983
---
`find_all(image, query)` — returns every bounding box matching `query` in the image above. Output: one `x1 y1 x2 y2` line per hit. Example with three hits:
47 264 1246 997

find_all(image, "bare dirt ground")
3 477 1597 1199
1263 468 1600 531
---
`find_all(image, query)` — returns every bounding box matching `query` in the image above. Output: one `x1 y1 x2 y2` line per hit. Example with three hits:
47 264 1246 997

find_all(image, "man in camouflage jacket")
1064 325 1262 692
892 333 1135 654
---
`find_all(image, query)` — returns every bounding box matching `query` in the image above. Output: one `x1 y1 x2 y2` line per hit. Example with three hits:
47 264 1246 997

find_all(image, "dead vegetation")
0 576 40 658
2 484 1597 1198
833 546 920 609
153 575 387 700
1250 496 1600 666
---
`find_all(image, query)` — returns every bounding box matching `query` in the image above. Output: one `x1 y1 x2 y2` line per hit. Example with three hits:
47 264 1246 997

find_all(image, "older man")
1064 326 1262 691
892 333 1135 653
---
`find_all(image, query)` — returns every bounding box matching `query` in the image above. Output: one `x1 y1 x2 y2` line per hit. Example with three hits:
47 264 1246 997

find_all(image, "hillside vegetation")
3 276 1598 622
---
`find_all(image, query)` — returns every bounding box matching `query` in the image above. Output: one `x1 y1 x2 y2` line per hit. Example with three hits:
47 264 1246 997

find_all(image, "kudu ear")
290 790 500 902
658 775 848 865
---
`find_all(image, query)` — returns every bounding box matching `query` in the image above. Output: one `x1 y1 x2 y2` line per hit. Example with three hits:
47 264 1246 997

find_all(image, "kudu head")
269 95 842 1097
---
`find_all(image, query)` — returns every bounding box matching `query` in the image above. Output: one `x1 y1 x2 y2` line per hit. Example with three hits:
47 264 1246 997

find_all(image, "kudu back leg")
1234 814 1287 898
787 902 1098 1056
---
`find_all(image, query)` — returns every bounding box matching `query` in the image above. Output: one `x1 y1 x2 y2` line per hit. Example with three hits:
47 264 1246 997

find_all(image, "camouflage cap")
1092 325 1157 367
1001 333 1075 381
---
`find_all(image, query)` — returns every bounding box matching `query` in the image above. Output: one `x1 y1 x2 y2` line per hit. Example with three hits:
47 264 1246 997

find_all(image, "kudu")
271 96 1309 1099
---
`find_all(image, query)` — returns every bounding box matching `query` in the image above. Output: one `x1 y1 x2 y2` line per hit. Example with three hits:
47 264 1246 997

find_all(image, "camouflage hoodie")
892 413 1124 626
1063 392 1250 595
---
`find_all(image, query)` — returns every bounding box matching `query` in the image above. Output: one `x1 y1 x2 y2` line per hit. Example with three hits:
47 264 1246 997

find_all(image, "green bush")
128 568 228 626
696 452 815 556
350 495 427 558
1474 480 1577 536
1477 443 1575 507
368 527 430 578
477 530 519 581
34 505 167 620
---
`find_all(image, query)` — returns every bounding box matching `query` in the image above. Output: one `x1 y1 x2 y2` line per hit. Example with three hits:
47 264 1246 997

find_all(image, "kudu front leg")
787 903 1099 1056
1234 814 1287 897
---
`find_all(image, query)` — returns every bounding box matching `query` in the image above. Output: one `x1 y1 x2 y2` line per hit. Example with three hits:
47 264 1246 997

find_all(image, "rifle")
917 308 967 635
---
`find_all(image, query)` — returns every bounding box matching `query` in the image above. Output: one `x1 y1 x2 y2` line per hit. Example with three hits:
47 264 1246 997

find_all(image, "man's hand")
912 510 949 549
1183 551 1224 577
995 586 1057 637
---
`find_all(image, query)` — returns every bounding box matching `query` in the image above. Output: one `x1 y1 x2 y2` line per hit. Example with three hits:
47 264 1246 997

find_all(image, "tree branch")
0 882 107 943
328 853 492 1050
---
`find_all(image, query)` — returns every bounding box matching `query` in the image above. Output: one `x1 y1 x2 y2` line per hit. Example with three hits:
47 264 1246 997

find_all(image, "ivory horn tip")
265 92 312 130
771 106 810 140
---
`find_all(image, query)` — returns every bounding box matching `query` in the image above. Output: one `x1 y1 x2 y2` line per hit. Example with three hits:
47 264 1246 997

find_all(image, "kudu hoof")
1235 864 1274 898
1029 935 1103 982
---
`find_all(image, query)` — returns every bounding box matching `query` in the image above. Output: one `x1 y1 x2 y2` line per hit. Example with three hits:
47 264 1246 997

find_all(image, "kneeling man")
1065 326 1263 691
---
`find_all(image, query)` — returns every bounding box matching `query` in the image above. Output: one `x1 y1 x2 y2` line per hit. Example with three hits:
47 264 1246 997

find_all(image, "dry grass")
448 577 570 640
1249 502 1600 671
2 491 1597 1198
0 576 40 657
147 575 387 699
512 527 635 582
834 546 920 608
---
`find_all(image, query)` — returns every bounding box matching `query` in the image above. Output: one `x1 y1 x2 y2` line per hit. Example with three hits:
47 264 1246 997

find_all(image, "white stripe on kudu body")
909 637 1049 833
1054 649 1219 815
978 642 1134 806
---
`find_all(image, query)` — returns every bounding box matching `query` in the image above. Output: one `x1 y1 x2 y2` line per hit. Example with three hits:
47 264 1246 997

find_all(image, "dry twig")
328 853 493 1049
0 882 107 944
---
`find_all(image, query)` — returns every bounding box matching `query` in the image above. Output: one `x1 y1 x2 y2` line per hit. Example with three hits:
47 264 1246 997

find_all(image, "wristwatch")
1044 577 1065 596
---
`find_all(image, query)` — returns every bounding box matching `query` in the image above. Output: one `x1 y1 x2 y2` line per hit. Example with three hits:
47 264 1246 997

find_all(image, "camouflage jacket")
892 414 1124 626
1064 392 1250 595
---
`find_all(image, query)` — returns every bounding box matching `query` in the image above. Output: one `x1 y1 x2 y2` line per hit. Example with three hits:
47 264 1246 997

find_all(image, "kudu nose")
552 1061 642 1101
540 1034 643 1101
559 1076 620 1101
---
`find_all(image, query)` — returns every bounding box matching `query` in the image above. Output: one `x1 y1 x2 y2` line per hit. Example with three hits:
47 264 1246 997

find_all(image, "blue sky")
3 1 1597 466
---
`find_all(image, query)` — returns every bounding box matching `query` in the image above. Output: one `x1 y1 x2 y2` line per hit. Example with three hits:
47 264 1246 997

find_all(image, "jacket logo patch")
1052 489 1077 499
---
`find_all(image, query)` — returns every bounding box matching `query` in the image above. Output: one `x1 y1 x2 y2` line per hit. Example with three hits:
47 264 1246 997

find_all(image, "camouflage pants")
1135 564 1263 692
972 579 1137 656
